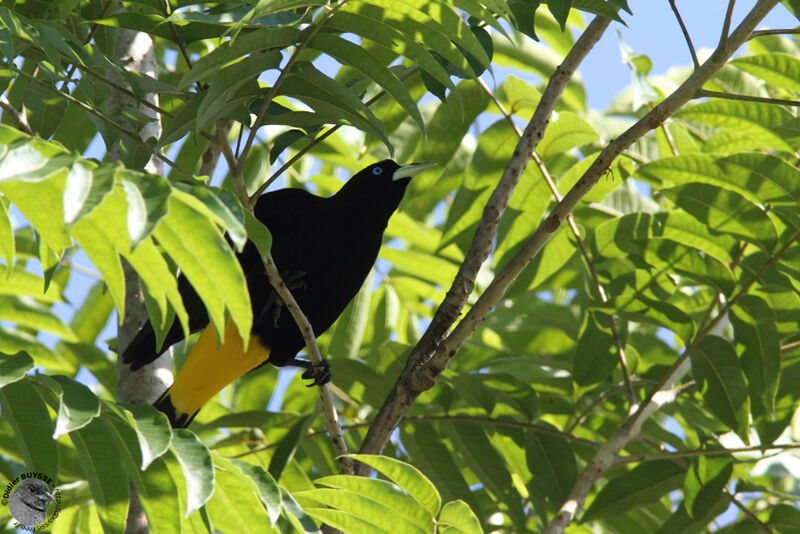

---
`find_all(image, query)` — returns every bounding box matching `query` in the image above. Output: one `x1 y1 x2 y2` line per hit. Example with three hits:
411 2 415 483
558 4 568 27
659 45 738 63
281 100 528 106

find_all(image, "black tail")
153 389 196 428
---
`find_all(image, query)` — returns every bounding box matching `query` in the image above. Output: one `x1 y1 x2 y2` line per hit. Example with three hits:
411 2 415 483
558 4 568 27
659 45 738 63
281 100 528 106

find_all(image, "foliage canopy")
1 0 800 532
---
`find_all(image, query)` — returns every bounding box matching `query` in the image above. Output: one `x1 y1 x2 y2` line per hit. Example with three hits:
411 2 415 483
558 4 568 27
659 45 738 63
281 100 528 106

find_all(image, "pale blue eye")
372 167 383 175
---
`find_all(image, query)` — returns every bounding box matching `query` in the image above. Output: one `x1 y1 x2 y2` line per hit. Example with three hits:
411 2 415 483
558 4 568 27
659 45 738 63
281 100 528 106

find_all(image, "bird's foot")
301 359 331 387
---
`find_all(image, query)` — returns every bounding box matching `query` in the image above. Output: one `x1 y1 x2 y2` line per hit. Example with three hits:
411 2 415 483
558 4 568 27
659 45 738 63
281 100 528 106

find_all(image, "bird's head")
339 159 436 204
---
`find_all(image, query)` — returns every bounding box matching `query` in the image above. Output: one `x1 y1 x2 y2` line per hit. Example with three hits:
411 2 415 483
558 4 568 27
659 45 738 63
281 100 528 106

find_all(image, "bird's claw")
301 359 331 387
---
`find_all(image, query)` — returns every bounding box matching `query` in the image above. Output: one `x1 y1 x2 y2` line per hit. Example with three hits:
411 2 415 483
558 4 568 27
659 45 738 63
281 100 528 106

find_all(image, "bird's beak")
44 491 55 502
393 162 436 181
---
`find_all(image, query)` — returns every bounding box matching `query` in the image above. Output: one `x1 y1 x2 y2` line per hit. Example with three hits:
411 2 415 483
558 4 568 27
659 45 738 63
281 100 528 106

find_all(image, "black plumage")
121 160 431 427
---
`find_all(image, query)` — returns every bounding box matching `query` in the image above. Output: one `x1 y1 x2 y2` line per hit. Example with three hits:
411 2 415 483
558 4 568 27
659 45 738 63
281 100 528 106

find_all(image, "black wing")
121 187 321 370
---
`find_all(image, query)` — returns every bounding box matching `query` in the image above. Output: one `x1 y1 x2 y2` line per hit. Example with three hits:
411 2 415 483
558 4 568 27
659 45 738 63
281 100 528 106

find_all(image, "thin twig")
749 28 800 39
724 488 772 534
780 338 800 353
669 0 699 68
695 88 800 107
720 0 737 49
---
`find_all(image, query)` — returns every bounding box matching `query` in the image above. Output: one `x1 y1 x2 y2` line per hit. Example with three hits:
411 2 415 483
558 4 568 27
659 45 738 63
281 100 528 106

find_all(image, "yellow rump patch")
167 319 270 420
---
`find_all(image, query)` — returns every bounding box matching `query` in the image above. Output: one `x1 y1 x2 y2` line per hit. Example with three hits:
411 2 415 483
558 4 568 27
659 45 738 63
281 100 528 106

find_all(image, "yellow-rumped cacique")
122 160 434 427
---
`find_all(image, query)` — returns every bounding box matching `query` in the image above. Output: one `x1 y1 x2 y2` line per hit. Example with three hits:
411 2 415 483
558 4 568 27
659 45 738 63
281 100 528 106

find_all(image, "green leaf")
583 461 685 521
50 375 100 438
179 27 300 89
0 351 33 387
122 403 172 469
171 429 214 517
573 311 618 386
594 211 735 266
343 453 442 518
279 62 391 152
121 174 172 247
380 247 458 288
227 458 282 526
327 10 456 96
207 454 272 533
0 165 73 251
104 410 181 534
153 194 252 351
525 426 578 508
173 186 246 251
326 269 372 360
660 183 777 251
297 487 425 534
442 422 526 527
312 475 433 531
0 195 13 265
126 236 189 343
308 33 425 135
400 423 477 512
70 418 130 534
62 162 112 226
731 53 800 92
438 500 482 534
244 210 273 259
0 379 58 476
282 488 322 533
538 111 599 159
690 335 750 440
730 295 780 415
197 51 282 131
0 296 78 341
268 413 313 480
0 265 64 302
683 456 733 520
678 100 793 152
547 0 572 29
70 204 127 318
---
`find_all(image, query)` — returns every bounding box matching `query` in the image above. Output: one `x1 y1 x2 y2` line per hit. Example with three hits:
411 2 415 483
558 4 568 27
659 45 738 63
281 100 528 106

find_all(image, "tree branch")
669 0 699 68
613 441 800 467
261 253 354 475
356 14 614 470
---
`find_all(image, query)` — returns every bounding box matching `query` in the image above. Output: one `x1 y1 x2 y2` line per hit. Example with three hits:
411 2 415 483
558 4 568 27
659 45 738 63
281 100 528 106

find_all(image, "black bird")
122 160 433 427
9 479 54 526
